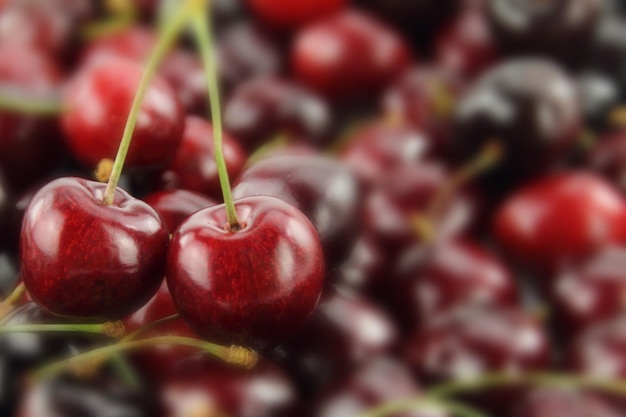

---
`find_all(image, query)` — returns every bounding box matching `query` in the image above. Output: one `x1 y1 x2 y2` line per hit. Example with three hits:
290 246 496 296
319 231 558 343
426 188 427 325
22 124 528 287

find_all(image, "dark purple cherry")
454 59 582 189
223 77 332 151
160 116 247 201
143 189 218 232
510 388 622 417
166 196 325 349
586 130 626 192
20 177 169 320
233 154 362 267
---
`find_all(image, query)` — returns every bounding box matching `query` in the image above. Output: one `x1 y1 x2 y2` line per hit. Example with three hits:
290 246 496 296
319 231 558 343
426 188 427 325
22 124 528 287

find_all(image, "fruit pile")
1 0 626 416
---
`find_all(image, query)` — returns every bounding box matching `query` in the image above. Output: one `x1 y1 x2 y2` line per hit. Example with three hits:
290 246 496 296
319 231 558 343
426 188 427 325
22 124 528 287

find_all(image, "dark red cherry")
20 177 169 320
339 120 438 187
493 172 626 275
268 286 398 392
143 189 218 232
166 196 325 349
435 6 499 80
292 10 412 102
328 234 387 293
247 0 346 30
486 0 603 65
0 43 65 190
161 355 296 417
585 130 626 192
62 58 185 169
311 357 442 417
160 116 247 201
510 388 622 417
223 77 333 151
551 246 626 337
233 154 362 267
389 238 519 330
381 66 466 153
453 59 582 189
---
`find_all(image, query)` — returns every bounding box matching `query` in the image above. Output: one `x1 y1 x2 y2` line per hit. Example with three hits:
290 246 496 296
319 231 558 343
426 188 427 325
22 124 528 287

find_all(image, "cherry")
0 43 65 191
158 49 208 115
20 177 169 320
339 120 439 187
143 189 218 232
223 77 333 151
510 388 622 417
551 246 626 337
454 59 582 190
328 234 387 294
268 286 398 392
389 238 519 330
166 195 325 348
292 10 412 102
80 26 157 67
233 154 362 267
576 72 622 131
585 130 626 192
486 0 603 65
159 115 247 201
247 0 346 30
493 171 626 275
584 17 626 93
381 66 466 154
161 354 296 417
62 57 185 170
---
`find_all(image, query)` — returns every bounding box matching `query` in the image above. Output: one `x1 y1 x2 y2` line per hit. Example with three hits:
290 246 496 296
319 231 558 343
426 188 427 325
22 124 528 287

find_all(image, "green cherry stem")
0 321 126 339
101 0 194 205
358 398 490 417
190 11 240 229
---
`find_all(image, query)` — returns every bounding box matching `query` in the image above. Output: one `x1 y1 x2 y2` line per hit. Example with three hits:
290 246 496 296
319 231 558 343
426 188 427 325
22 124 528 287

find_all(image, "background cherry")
509 388 622 417
143 189 218 232
585 130 626 192
247 0 347 30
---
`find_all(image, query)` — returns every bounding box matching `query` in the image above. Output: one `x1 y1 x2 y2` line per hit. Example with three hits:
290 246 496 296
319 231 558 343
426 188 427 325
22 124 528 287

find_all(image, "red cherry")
20 177 169 320
585 130 626 192
143 189 218 232
62 57 185 170
493 172 626 275
160 116 247 201
80 26 157 68
166 196 325 348
248 0 346 30
292 10 413 101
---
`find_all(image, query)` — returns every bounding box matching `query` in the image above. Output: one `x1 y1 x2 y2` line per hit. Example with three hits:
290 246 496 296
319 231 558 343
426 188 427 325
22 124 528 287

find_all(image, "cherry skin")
223 77 332 151
493 172 626 275
62 57 185 170
143 189 218 233
292 10 412 102
166 196 325 349
510 388 622 417
551 246 626 337
247 0 347 30
381 65 466 154
585 130 626 192
233 154 362 268
159 116 247 201
20 177 169 320
453 59 581 189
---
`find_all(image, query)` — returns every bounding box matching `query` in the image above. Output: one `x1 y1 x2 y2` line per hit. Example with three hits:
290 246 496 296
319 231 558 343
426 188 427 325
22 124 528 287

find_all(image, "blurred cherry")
576 72 622 132
328 234 387 294
143 189 218 232
510 388 622 417
247 0 347 30
80 26 156 67
585 130 626 192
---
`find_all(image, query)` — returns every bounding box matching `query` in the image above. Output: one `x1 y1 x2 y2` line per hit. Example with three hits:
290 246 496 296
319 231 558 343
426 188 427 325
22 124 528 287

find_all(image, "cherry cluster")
0 0 626 416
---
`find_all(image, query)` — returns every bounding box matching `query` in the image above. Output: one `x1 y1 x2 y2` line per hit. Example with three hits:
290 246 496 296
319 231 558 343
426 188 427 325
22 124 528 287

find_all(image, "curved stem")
359 398 490 417
190 12 240 228
121 313 180 342
102 0 194 205
0 91 64 115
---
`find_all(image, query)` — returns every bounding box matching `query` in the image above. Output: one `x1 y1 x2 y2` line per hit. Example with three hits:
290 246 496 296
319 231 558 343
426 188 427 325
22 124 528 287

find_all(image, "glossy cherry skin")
20 177 169 320
389 238 519 330
143 189 218 232
585 130 626 192
292 10 412 102
223 77 333 151
510 388 622 417
454 59 581 189
62 57 185 169
0 43 65 191
339 120 438 187
493 172 626 275
248 0 347 30
268 286 398 392
551 246 626 337
486 0 603 65
382 66 466 154
311 357 441 417
159 116 247 201
166 196 325 348
161 355 296 417
233 154 362 268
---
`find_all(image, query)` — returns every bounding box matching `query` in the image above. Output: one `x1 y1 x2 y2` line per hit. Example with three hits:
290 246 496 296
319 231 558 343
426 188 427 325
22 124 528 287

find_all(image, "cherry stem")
34 336 258 379
190 11 240 228
0 321 126 339
102 0 194 205
0 90 64 115
359 398 489 417
121 313 180 342
0 282 26 319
